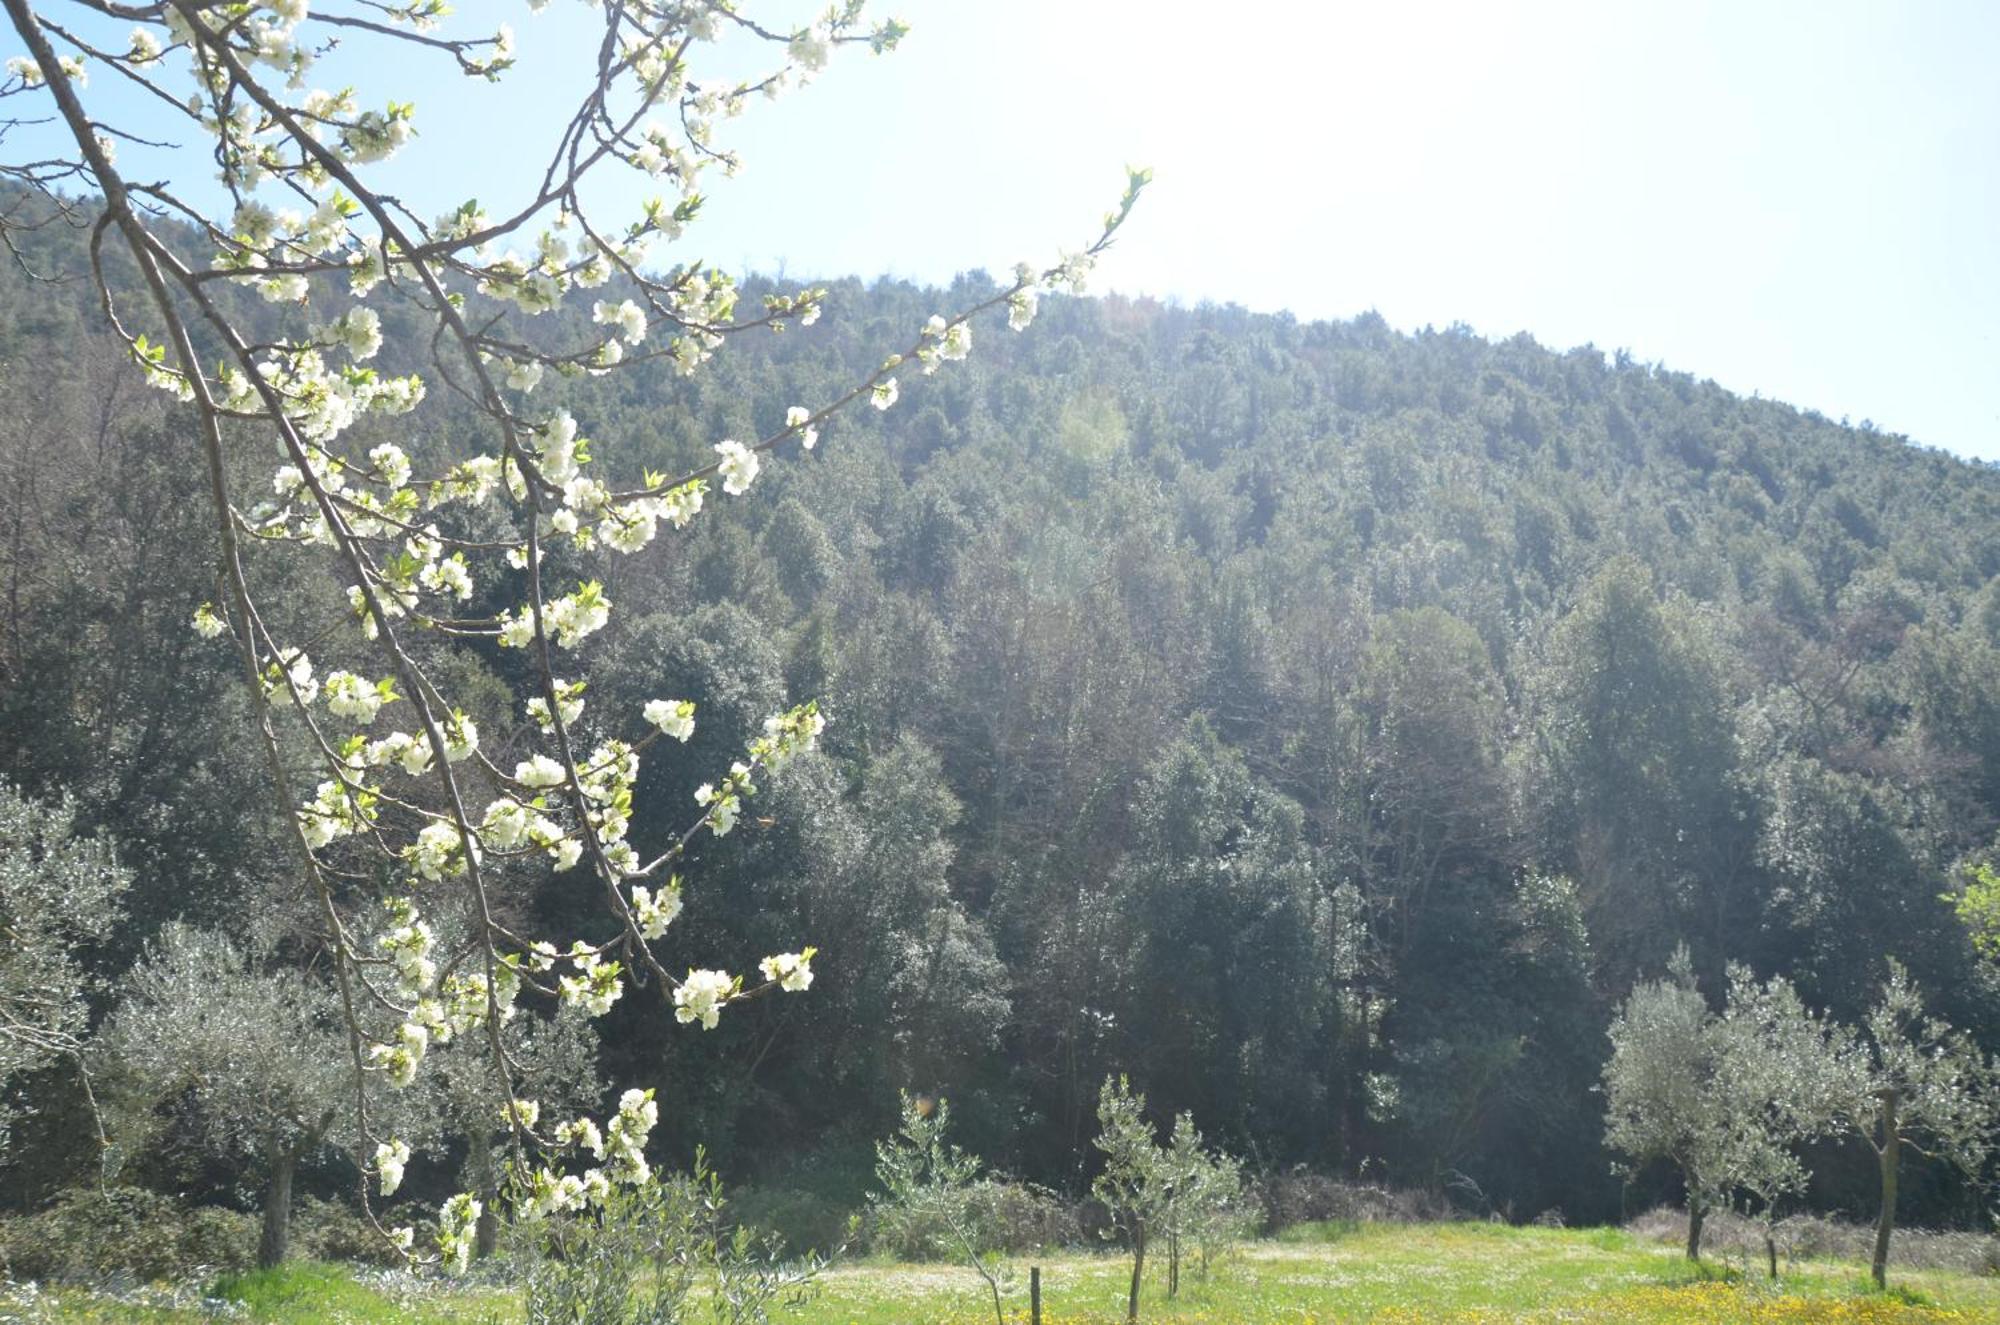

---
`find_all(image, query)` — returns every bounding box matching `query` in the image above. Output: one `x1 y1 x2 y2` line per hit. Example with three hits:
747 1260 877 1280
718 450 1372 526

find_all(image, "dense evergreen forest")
5 189 1999 1234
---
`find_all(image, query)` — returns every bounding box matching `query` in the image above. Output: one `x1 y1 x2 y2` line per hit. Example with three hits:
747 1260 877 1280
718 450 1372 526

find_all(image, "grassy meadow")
7 1221 1999 1324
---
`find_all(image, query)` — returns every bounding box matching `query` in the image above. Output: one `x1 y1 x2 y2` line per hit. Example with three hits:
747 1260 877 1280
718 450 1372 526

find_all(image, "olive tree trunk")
1872 1089 1900 1290
468 1128 501 1258
257 1143 296 1269
1126 1221 1146 1324
1685 1202 1705 1262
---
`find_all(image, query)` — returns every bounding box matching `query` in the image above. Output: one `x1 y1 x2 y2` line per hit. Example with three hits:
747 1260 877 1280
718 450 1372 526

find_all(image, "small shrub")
962 1179 1084 1255
0 1185 255 1283
1251 1169 1454 1235
291 1196 405 1267
728 1186 855 1258
864 1176 1082 1260
525 1158 821 1325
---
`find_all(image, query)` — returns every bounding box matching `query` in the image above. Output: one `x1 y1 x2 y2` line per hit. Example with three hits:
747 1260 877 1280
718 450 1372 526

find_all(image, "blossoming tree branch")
0 0 1145 1269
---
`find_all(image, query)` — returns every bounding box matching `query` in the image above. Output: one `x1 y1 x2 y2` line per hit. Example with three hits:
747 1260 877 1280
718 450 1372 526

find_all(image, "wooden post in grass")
1030 1265 1041 1325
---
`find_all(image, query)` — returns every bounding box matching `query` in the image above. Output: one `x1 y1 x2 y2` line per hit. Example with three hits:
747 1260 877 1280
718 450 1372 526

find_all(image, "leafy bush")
291 1197 406 1268
1250 1169 1456 1235
525 1159 821 1325
863 1175 1081 1260
0 1186 255 1282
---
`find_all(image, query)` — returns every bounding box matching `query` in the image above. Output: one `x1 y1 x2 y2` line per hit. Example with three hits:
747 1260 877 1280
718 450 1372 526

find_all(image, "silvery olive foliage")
91 921 383 1270
1836 960 1996 1288
0 782 130 1141
1706 965 1850 1274
1156 1111 1246 1294
0 0 1146 1265
1088 1076 1241 1321
871 1092 1008 1325
1601 947 1847 1262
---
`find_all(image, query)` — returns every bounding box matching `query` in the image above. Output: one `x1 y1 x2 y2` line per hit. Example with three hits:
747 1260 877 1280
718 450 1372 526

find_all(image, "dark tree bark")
468 1128 501 1258
1685 1202 1705 1262
1126 1222 1146 1324
1872 1089 1900 1290
258 1143 296 1269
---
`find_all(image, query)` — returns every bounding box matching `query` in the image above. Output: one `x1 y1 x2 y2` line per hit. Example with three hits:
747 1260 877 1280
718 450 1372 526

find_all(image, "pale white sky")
8 1 1998 458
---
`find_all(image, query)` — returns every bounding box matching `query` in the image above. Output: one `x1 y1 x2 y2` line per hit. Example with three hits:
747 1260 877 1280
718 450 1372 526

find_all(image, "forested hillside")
5 191 1999 1229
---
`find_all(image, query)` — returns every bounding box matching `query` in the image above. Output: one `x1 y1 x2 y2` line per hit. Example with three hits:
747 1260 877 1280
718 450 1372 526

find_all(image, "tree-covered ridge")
4 193 1998 1229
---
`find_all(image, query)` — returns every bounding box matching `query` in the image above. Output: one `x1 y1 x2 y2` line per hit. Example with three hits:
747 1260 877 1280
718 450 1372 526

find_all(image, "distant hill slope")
4 188 1997 1223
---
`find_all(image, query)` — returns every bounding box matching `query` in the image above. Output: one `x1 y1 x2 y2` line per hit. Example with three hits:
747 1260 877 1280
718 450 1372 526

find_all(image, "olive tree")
92 923 394 1267
1 0 1143 1259
1156 1111 1245 1298
1834 961 1995 1289
1603 949 1849 1265
1602 949 1726 1260
0 781 129 1148
870 1092 1007 1325
1092 1076 1167 1325
1707 965 1851 1278
1089 1077 1245 1315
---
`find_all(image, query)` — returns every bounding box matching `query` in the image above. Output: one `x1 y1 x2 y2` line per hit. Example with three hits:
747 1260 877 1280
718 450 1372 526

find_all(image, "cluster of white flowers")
753 704 827 775
370 1019 430 1089
592 298 648 346
377 898 436 997
527 680 587 732
714 438 760 495
515 754 566 789
554 1116 603 1159
673 968 737 1031
693 770 747 837
375 1139 411 1197
548 581 612 649
191 602 229 639
261 649 318 705
298 777 372 849
503 1085 659 1226
363 730 431 776
916 314 972 374
437 1193 482 1274
643 698 697 742
558 945 624 1017
631 880 683 940
759 948 817 992
6 52 86 89
408 819 477 881
324 669 396 724
1008 264 1041 332
786 405 819 450
604 1088 659 1182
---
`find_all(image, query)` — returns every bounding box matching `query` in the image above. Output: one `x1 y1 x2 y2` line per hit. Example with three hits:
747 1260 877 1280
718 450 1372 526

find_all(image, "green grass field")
8 1221 1997 1323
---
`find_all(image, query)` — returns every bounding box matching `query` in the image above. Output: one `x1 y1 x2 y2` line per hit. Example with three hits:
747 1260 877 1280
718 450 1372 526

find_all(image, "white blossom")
713 438 759 496
786 405 818 450
192 602 229 639
631 881 682 939
515 754 566 788
673 968 735 1030
375 1138 411 1196
759 948 816 992
643 698 696 742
